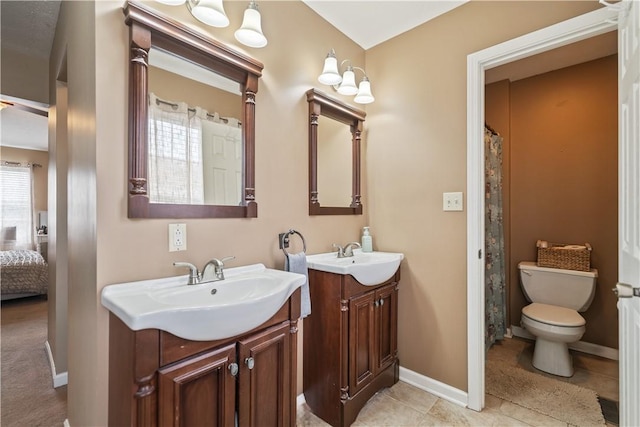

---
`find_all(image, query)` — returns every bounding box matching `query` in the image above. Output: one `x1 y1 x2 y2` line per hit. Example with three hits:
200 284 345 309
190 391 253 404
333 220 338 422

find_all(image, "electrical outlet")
443 192 464 211
169 223 187 252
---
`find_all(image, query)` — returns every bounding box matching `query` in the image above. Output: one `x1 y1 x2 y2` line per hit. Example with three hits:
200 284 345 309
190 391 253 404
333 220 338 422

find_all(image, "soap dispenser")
361 227 373 252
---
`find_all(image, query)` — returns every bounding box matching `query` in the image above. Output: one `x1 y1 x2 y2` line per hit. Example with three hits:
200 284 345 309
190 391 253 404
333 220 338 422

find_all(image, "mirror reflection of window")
148 95 204 204
147 48 243 206
317 115 352 207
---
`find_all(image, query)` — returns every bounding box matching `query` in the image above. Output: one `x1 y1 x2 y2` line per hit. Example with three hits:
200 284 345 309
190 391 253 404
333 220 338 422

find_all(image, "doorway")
465 7 618 411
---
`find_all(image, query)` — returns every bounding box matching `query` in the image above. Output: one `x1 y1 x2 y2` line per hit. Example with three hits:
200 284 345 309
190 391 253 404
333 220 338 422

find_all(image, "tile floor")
297 336 619 426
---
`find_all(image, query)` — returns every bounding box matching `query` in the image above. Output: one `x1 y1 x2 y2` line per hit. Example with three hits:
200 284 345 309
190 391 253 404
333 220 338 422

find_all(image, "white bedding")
1 249 48 298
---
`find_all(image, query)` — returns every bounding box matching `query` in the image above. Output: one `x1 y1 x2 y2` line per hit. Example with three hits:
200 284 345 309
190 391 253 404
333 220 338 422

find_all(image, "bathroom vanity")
102 263 306 427
108 289 300 426
303 265 400 427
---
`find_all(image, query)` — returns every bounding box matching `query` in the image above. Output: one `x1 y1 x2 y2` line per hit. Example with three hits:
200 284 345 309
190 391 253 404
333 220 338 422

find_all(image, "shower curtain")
485 126 507 350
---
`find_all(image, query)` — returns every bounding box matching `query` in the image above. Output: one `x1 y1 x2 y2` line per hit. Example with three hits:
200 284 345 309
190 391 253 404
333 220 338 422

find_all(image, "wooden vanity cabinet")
108 289 300 427
304 269 400 427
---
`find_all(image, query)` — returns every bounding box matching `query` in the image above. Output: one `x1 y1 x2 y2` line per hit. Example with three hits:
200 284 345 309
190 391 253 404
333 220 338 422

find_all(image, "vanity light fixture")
155 0 186 6
318 49 375 104
187 0 229 28
155 0 268 48
235 1 267 48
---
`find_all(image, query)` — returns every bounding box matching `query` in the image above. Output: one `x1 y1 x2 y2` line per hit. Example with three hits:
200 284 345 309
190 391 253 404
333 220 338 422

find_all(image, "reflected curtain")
148 93 204 204
485 126 506 350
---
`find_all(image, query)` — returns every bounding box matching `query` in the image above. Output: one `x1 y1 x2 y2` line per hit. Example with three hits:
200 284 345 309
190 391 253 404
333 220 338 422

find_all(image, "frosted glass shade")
337 68 358 95
155 0 186 5
235 7 267 48
354 78 374 104
188 0 229 28
318 56 342 86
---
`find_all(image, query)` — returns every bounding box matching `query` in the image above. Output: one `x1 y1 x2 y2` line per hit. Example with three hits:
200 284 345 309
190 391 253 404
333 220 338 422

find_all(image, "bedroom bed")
1 248 48 300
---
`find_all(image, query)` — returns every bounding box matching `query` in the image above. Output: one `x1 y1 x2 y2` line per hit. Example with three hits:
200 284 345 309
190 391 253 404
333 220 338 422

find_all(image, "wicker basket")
537 242 592 271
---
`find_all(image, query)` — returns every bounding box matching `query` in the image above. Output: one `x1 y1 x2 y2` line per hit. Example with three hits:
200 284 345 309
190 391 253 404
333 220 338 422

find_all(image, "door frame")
466 7 618 411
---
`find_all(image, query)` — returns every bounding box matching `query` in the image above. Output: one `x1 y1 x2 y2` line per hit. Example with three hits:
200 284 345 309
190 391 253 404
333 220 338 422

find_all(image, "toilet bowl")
518 262 597 377
521 303 586 376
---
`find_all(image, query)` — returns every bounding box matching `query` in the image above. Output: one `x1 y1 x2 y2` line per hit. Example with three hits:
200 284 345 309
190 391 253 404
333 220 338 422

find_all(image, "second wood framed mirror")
306 89 365 215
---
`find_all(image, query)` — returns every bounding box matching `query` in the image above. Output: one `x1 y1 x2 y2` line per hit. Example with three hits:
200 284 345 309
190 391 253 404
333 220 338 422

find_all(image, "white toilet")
518 261 598 377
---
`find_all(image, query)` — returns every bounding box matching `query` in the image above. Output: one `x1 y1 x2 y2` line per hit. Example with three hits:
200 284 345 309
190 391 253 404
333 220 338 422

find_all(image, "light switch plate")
443 192 464 211
169 223 187 252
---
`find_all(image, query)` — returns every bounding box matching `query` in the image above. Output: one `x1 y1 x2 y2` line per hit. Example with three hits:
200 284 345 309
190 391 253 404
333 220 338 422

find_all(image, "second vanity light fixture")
155 0 267 48
318 49 374 104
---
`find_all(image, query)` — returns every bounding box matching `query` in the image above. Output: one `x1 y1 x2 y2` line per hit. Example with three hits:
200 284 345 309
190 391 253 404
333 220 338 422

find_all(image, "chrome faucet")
202 256 235 282
173 256 235 285
332 242 361 258
173 262 201 285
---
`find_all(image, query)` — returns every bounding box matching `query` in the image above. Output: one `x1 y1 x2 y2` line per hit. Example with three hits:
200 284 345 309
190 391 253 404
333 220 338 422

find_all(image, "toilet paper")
563 245 587 250
536 240 549 248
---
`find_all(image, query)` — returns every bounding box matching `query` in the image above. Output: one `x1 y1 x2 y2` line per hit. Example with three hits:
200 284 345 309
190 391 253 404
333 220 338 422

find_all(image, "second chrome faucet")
174 256 235 285
333 242 361 258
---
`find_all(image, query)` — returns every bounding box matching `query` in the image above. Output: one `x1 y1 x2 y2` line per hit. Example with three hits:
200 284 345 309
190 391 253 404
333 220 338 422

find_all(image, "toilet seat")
522 303 585 327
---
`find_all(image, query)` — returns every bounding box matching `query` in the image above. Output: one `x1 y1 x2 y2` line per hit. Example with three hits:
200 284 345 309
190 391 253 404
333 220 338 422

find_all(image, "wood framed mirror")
306 89 365 215
124 1 263 218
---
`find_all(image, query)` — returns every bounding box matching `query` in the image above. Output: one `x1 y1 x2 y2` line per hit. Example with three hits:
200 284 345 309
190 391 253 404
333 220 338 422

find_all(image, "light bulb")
235 2 267 48
188 0 229 28
354 77 374 104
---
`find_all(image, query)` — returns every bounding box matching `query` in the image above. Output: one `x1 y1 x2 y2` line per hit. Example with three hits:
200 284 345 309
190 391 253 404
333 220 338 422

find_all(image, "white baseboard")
297 367 468 410
510 325 619 360
45 341 68 388
399 366 468 408
63 419 70 427
297 393 306 406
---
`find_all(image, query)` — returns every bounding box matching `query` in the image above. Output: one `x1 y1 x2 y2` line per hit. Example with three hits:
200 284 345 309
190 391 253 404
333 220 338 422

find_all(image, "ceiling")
1 0 60 152
0 0 60 60
0 1 617 153
301 1 467 50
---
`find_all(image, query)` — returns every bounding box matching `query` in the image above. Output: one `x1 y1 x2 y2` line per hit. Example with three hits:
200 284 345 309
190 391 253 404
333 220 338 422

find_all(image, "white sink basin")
306 249 404 286
101 264 306 341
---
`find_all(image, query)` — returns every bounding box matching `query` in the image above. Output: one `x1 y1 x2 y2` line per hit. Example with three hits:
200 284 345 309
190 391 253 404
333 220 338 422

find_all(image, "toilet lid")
522 303 585 327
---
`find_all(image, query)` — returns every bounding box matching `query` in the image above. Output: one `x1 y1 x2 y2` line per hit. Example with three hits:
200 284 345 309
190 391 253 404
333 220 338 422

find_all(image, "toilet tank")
518 261 598 311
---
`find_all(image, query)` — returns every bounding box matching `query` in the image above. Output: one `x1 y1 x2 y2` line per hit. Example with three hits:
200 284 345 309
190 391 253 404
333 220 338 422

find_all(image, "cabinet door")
374 284 398 374
158 343 236 427
238 322 291 427
348 291 375 396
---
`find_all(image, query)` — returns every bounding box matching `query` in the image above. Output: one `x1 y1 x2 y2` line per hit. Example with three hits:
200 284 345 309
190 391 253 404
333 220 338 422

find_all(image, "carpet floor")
486 359 606 426
1 296 67 427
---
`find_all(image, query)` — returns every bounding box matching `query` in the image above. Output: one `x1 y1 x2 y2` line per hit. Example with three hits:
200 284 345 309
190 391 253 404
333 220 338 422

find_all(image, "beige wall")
365 1 600 391
487 56 618 349
0 146 48 213
50 0 100 423
1 48 49 104
149 66 243 119
46 80 69 375
44 1 608 424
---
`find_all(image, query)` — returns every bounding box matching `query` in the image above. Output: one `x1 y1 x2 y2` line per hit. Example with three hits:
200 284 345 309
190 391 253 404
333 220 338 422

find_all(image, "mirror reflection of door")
201 119 242 205
147 48 243 206
317 115 353 207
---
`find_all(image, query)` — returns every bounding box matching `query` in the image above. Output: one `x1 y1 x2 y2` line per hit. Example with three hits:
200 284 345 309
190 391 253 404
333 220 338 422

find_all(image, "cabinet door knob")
228 363 239 376
245 357 255 370
379 298 384 306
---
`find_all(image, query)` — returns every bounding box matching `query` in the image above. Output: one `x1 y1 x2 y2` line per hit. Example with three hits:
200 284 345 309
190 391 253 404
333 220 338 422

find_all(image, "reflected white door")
616 0 640 425
202 124 242 205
